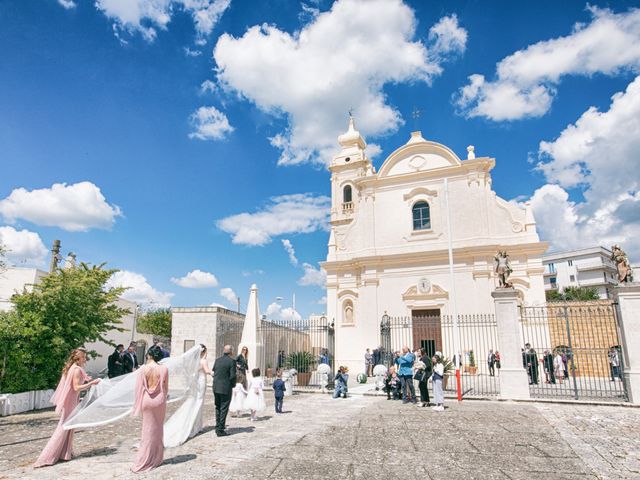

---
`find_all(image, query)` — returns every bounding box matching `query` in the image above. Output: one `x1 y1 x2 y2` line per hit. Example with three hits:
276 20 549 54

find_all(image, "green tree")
545 289 564 302
137 308 172 338
562 286 599 301
546 286 599 302
0 263 129 393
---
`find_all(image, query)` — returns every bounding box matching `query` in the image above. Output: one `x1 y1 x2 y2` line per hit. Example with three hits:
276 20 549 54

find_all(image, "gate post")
492 289 530 400
613 283 640 404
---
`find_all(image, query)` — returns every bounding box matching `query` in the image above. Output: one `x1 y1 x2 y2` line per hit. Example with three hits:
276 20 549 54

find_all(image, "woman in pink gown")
34 348 101 467
131 346 169 473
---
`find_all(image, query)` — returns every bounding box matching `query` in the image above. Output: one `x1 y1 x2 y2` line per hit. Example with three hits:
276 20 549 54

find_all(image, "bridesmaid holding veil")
131 346 168 473
163 344 212 447
34 348 101 467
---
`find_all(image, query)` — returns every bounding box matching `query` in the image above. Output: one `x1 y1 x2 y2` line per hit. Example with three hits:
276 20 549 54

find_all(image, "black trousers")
275 396 283 413
488 363 495 376
418 380 430 404
214 392 231 433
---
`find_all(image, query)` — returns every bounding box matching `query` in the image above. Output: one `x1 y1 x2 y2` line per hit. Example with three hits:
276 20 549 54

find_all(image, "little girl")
229 373 248 417
245 368 266 421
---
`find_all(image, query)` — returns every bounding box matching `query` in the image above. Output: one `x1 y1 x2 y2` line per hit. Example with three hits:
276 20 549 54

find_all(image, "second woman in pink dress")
34 348 100 468
131 345 168 473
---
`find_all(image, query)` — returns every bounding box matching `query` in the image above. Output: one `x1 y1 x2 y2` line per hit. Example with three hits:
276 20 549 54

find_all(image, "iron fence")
380 314 499 398
519 302 627 401
257 316 335 391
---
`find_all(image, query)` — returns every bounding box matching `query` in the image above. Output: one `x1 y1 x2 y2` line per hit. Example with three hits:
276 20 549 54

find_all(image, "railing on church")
380 314 500 398
519 302 627 402
256 316 335 392
342 202 353 214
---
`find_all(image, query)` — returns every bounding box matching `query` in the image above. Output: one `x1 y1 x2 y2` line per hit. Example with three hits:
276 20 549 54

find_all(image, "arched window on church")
343 185 352 203
343 299 354 325
412 201 431 230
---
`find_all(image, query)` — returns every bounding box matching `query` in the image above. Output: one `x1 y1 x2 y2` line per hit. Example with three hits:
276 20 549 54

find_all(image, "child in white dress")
245 368 266 421
229 373 248 417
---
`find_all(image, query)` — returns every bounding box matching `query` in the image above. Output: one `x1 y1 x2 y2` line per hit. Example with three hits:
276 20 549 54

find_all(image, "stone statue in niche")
611 245 634 283
493 251 513 288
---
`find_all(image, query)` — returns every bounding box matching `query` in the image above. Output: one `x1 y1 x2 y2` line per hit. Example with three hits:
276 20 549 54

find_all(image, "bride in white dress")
163 345 212 447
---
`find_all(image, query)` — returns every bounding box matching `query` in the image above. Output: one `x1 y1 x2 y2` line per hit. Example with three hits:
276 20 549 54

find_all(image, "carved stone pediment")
402 283 449 300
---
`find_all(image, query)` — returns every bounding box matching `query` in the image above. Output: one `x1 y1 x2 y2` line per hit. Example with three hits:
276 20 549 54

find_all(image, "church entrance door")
411 309 441 357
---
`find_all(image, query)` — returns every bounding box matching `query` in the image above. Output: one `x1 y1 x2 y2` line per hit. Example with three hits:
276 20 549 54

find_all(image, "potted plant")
468 350 477 375
266 362 273 378
442 356 454 390
285 351 315 386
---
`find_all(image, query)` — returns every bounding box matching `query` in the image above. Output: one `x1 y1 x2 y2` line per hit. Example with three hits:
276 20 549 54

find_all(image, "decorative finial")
467 145 475 160
348 107 354 118
411 107 422 131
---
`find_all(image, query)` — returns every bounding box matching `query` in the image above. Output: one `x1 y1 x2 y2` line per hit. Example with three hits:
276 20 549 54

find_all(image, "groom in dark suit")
212 344 237 437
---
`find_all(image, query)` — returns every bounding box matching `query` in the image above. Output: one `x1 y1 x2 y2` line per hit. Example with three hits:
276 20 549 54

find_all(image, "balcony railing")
342 202 353 214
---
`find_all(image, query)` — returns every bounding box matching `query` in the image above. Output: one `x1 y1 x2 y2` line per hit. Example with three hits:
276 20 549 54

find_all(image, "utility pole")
49 240 61 273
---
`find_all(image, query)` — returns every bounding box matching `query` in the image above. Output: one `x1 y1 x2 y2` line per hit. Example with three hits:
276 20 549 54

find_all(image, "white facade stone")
321 120 547 374
170 306 244 366
543 246 618 299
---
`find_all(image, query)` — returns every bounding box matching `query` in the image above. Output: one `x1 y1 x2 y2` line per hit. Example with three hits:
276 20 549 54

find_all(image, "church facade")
321 119 547 373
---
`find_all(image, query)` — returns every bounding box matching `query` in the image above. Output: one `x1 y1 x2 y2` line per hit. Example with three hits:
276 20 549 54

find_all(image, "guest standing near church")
131 346 168 473
273 370 286 413
35 348 100 467
123 342 139 373
236 346 249 376
108 344 125 378
213 345 237 436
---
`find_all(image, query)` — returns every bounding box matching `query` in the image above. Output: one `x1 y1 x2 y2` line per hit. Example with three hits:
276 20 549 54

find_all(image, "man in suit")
212 344 237 437
107 344 125 378
487 349 496 377
122 342 139 374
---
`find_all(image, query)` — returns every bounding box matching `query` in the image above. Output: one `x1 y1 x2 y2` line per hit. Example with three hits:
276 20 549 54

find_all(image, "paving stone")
2 395 640 479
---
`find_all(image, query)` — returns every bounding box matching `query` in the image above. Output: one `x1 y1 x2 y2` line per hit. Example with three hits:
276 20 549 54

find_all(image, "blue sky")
1 0 639 318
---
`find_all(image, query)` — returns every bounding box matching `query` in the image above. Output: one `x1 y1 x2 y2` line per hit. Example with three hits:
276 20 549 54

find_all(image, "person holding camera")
333 366 349 399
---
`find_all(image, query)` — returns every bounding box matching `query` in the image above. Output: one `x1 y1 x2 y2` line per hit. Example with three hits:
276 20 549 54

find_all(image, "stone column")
492 288 530 400
613 283 640 404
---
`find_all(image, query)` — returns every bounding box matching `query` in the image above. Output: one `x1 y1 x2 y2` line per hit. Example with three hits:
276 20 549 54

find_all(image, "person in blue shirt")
272 370 286 413
397 346 417 404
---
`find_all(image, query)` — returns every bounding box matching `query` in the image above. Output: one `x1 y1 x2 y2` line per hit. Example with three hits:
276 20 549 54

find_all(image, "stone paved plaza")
1 393 639 480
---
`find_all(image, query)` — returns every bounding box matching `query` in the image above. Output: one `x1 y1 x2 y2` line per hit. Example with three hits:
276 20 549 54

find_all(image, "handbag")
413 370 426 382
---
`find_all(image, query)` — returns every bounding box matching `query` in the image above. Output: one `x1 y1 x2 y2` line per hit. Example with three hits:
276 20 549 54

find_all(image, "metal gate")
258 316 335 391
520 302 628 401
380 313 499 398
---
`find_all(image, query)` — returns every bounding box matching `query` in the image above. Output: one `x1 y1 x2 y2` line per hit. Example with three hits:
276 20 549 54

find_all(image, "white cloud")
281 239 298 265
317 295 327 305
265 302 302 322
200 79 218 94
108 270 174 307
184 47 202 57
528 76 640 259
217 193 330 246
456 6 640 121
0 181 122 232
188 106 234 140
58 0 77 9
171 269 219 288
220 287 237 303
96 0 231 43
210 302 228 308
298 262 326 287
0 226 48 267
213 1 466 165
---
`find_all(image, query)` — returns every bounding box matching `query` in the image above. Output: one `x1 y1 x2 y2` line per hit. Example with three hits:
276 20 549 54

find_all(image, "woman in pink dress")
34 348 101 467
131 346 168 473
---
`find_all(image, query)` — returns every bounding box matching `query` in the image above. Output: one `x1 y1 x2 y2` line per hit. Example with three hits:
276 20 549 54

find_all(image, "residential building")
542 246 618 299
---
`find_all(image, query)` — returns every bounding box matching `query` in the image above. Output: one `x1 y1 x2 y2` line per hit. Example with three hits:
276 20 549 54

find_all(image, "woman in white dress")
229 372 248 417
245 368 266 421
553 350 564 384
163 345 212 447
